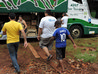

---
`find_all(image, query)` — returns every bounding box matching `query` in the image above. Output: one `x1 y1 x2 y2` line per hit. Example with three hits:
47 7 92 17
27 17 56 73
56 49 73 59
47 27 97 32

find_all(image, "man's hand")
24 41 28 48
37 28 42 41
20 29 28 48
37 36 41 41
73 44 77 49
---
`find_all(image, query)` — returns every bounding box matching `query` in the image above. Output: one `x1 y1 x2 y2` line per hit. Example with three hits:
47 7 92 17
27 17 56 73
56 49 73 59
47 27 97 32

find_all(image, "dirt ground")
0 35 98 74
0 43 98 74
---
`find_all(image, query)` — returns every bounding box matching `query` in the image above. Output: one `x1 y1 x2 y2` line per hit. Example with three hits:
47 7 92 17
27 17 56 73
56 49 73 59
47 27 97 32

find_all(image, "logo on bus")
0 0 67 10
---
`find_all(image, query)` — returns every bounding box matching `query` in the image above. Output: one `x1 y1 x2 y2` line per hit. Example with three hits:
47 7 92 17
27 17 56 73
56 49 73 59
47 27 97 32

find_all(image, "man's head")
54 20 62 28
45 10 52 16
62 13 66 17
19 15 23 21
9 13 16 20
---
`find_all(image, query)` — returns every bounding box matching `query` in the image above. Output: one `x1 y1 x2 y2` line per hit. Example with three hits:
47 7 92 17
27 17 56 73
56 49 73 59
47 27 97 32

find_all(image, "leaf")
89 54 95 57
71 65 75 68
82 63 86 67
86 48 89 51
77 64 80 67
77 59 83 62
68 59 75 64
71 59 75 63
76 64 80 69
69 59 72 62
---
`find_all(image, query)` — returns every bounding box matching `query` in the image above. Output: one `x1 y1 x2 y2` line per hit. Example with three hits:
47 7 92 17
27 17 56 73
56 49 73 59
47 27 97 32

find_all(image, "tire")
69 25 83 38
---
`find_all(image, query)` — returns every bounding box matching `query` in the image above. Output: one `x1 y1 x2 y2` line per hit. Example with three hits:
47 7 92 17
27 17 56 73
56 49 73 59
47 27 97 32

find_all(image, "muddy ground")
0 35 98 74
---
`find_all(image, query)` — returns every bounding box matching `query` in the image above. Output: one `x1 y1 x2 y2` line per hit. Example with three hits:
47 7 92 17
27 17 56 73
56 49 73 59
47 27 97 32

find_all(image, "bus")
67 0 98 38
0 0 98 40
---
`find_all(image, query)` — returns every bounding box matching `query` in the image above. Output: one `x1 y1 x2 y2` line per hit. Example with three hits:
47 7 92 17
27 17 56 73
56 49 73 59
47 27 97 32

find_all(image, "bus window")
73 0 82 4
87 0 98 19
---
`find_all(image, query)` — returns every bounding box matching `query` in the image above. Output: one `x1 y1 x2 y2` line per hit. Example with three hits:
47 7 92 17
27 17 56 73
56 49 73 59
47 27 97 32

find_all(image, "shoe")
10 63 14 67
47 55 53 61
61 71 66 73
14 70 20 74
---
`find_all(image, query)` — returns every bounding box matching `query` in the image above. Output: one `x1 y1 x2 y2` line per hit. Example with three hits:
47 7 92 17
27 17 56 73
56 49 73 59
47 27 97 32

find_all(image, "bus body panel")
67 0 98 36
0 0 98 40
68 18 98 34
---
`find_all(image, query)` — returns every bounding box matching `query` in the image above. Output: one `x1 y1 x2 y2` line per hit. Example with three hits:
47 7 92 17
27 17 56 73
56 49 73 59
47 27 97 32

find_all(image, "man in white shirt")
61 13 68 28
37 10 57 61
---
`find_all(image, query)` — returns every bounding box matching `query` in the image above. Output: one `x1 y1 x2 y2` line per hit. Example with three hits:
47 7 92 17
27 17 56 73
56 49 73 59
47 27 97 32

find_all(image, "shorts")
39 37 53 50
56 47 66 60
19 28 27 36
24 28 27 33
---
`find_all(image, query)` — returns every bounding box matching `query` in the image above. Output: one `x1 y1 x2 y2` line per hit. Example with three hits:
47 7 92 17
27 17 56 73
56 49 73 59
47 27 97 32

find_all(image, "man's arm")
68 35 77 49
61 19 63 22
37 28 42 40
2 24 6 35
49 36 55 42
20 29 28 48
61 18 64 24
68 35 75 44
37 18 44 40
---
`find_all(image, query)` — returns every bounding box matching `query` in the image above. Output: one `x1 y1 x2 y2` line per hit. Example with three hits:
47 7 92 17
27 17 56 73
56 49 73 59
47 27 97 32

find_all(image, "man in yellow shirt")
2 13 28 74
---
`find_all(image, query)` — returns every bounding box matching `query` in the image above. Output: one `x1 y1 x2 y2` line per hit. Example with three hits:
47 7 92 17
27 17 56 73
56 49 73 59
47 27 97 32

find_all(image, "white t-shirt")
61 16 68 28
39 16 57 38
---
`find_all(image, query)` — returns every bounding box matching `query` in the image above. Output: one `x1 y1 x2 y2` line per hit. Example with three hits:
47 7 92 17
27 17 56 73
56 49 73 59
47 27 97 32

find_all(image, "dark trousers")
7 42 20 72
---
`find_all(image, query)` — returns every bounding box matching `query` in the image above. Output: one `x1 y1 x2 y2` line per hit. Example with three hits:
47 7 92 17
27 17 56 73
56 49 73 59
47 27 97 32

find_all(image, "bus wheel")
69 25 83 38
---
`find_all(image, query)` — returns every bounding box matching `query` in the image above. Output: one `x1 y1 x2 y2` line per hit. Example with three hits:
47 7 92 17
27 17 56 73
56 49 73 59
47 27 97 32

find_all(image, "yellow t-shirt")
2 20 23 44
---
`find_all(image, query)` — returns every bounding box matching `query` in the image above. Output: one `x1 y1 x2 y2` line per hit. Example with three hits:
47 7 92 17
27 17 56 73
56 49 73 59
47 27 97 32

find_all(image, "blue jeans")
7 42 20 72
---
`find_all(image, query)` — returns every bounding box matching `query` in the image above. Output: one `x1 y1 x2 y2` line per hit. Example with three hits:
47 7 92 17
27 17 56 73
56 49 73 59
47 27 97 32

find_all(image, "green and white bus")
0 0 98 40
67 0 98 38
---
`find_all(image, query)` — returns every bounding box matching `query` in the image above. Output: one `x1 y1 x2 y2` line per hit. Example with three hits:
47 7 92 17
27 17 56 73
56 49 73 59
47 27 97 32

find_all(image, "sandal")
47 55 53 61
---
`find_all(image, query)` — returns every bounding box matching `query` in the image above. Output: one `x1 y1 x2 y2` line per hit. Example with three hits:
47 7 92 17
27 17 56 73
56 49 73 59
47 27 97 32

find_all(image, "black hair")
9 13 16 19
54 21 62 27
45 9 52 15
19 15 22 17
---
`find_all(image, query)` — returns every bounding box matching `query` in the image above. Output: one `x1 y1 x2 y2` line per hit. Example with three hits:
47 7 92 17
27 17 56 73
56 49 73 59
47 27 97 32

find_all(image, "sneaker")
47 55 53 61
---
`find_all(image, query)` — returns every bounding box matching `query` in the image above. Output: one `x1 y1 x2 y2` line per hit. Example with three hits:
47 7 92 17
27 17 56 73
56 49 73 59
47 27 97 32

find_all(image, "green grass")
75 37 98 48
78 43 96 48
75 52 96 63
96 47 98 52
65 37 98 63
